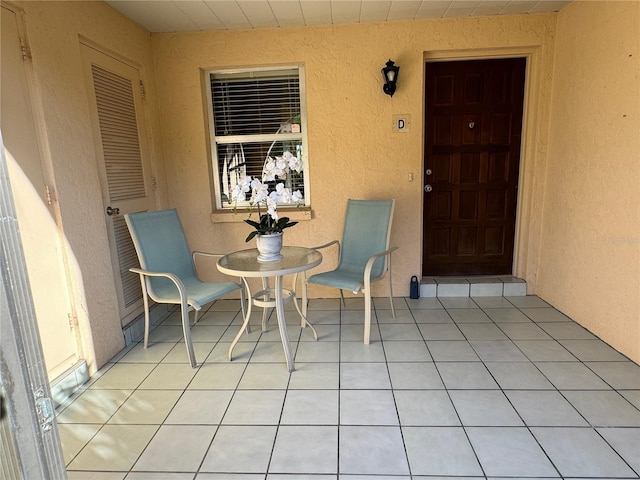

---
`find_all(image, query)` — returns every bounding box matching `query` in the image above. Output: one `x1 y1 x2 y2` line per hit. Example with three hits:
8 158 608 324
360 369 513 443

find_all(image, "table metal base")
228 277 317 372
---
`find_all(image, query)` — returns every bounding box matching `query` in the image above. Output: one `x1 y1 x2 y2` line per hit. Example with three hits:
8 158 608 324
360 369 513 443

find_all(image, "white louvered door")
81 44 155 325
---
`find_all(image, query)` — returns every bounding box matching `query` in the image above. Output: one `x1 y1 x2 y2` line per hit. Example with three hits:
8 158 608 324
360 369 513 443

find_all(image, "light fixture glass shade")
382 59 399 97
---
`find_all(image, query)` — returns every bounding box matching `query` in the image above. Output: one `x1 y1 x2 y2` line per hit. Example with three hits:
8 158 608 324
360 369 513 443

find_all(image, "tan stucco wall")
14 0 167 370
537 0 640 362
151 13 558 298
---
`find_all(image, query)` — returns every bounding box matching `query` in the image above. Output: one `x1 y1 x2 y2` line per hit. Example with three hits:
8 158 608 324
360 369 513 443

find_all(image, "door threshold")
420 275 526 297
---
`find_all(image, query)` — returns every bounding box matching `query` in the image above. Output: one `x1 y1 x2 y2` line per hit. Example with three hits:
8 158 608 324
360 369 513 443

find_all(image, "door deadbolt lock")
424 185 433 193
106 206 120 216
425 169 432 176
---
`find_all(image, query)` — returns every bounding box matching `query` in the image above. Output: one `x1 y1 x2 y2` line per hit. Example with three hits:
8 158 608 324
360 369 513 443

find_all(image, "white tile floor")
57 296 640 479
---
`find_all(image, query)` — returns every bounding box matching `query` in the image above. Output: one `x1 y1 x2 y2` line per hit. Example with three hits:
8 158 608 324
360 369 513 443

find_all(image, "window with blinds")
207 66 309 209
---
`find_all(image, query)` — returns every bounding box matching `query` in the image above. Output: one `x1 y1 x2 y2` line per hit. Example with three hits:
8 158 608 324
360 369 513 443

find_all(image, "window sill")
211 207 312 224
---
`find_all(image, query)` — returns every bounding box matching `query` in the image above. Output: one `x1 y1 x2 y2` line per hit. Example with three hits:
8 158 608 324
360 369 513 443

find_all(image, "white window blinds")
211 69 300 136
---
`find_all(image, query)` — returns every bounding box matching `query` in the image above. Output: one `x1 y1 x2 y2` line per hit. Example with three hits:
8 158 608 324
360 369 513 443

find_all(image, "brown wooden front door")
423 58 526 276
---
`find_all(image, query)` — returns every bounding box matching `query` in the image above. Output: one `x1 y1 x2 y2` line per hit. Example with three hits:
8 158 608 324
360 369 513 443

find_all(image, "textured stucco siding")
538 0 640 362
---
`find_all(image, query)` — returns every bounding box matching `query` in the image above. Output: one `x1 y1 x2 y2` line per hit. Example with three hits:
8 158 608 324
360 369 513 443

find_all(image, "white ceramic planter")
256 232 283 262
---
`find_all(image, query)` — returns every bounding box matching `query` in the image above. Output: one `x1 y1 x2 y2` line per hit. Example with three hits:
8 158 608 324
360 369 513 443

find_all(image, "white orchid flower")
265 196 278 220
265 155 287 178
229 184 246 202
275 157 287 170
291 190 303 203
231 175 253 201
252 181 269 203
275 182 286 193
263 157 278 181
240 175 252 188
282 151 303 172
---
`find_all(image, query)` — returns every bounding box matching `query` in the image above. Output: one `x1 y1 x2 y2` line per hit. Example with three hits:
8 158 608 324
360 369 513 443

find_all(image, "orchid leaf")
244 219 261 229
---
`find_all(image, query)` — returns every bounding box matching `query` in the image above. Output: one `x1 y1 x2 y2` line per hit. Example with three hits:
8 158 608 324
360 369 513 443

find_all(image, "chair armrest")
192 251 224 261
363 246 399 280
129 268 188 305
312 239 340 259
299 240 340 287
192 251 227 279
312 239 340 251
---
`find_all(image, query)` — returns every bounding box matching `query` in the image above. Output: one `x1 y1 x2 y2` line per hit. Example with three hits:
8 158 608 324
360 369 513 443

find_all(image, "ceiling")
105 0 572 33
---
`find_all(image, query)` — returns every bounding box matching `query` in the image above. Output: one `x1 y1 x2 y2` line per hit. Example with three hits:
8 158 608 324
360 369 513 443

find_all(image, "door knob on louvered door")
424 185 433 193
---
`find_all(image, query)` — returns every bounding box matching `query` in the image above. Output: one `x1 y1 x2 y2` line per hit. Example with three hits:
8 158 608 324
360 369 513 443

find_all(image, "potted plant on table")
229 151 303 261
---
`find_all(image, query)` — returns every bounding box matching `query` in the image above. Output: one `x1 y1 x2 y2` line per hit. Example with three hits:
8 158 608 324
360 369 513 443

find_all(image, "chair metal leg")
143 302 150 348
363 290 372 345
181 301 197 368
387 271 396 319
292 291 318 341
138 274 151 349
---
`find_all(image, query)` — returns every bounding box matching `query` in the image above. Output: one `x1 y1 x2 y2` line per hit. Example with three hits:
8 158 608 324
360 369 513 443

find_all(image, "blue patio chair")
125 209 244 367
302 199 398 344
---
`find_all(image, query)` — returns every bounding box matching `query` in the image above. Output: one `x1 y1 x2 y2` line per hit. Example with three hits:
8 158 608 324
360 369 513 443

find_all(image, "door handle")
424 185 433 193
106 206 120 216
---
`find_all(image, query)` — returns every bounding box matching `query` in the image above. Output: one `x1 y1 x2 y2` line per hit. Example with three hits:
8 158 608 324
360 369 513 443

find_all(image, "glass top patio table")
217 246 322 277
217 246 322 372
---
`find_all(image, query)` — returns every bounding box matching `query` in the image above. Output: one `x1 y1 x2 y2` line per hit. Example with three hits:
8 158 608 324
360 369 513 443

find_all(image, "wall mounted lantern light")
381 59 400 97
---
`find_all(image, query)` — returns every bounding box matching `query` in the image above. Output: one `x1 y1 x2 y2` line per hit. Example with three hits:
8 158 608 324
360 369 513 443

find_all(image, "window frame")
205 64 311 212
